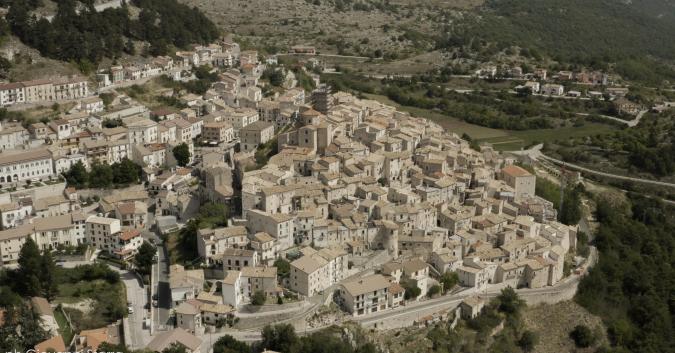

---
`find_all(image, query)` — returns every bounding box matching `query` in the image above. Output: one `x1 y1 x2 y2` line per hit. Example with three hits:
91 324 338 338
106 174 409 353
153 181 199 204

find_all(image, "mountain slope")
461 0 675 62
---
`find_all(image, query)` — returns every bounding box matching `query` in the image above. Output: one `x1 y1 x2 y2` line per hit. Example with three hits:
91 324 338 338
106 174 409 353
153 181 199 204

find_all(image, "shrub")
570 324 596 348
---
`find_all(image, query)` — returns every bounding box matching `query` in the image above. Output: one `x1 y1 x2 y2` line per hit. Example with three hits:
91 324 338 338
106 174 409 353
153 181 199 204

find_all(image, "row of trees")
63 158 142 189
4 0 219 66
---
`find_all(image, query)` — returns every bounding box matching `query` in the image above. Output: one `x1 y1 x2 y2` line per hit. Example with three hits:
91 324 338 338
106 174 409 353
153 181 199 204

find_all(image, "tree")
427 284 441 298
559 185 583 225
262 68 284 87
261 324 298 353
440 271 459 293
251 290 266 306
213 335 249 353
177 219 200 260
112 158 141 185
99 93 114 107
64 161 88 187
173 143 190 167
518 330 538 352
496 287 524 315
403 281 421 300
570 324 596 348
124 38 135 55
273 258 290 279
198 202 229 227
134 242 156 276
0 302 50 351
39 250 59 300
88 162 113 188
17 238 43 296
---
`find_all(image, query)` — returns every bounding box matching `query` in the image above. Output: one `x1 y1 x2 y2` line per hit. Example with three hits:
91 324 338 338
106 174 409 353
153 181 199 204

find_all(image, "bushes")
440 271 459 293
570 324 596 348
427 284 441 298
401 280 421 300
251 290 267 306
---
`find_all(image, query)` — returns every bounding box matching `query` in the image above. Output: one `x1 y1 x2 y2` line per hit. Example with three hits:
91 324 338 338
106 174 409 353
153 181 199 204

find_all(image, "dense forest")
2 0 219 67
448 0 675 63
576 194 674 353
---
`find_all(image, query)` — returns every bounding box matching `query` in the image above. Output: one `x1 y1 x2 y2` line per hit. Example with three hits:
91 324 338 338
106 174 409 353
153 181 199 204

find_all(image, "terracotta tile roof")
119 229 141 241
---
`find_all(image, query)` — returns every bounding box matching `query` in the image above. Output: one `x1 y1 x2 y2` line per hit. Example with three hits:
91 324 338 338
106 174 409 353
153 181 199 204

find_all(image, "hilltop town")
0 36 599 353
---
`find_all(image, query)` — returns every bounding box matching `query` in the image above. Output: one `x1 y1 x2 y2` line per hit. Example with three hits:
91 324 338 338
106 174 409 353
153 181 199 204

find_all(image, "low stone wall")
0 181 66 203
239 300 306 314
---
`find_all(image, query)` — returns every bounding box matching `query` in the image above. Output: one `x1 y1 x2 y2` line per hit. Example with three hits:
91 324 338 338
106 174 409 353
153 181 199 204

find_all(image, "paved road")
98 75 159 93
116 270 151 349
142 230 172 332
277 53 373 60
540 154 675 188
512 144 675 189
575 109 647 127
60 260 151 349
198 249 597 353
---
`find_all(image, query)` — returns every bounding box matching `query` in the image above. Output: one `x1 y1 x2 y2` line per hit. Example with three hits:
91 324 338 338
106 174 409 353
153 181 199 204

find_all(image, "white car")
128 306 134 314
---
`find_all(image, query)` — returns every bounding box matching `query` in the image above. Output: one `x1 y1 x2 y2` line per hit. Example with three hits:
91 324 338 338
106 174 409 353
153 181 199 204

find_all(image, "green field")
363 93 620 151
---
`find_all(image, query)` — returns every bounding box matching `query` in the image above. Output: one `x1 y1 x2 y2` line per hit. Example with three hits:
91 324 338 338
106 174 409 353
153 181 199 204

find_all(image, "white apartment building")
201 122 235 145
0 82 26 106
338 274 392 316
223 108 259 135
197 226 250 264
246 209 294 251
221 270 243 307
240 121 274 152
0 224 32 266
23 79 55 103
0 149 55 184
127 118 159 145
289 247 348 297
52 77 89 100
249 232 277 265
0 122 29 151
85 216 122 253
0 200 32 229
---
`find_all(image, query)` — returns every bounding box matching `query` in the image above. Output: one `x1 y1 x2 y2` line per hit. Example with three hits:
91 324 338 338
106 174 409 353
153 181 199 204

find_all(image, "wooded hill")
1 0 219 67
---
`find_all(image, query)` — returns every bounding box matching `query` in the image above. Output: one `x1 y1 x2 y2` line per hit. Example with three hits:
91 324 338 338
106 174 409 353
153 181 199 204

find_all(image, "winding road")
512 144 675 189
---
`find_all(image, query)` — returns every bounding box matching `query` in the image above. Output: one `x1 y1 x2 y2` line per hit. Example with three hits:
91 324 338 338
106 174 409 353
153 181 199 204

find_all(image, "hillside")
1 0 219 67
180 0 449 58
453 0 675 63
